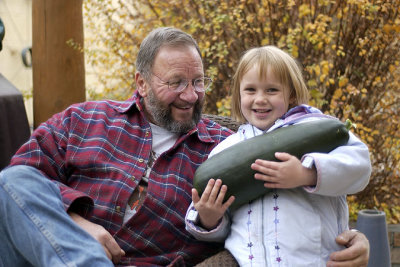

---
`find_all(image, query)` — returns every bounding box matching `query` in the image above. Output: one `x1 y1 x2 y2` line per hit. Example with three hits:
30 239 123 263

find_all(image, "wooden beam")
32 0 85 128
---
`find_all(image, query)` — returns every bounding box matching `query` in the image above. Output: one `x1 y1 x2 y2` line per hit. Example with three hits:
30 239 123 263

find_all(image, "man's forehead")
158 45 200 56
154 45 203 71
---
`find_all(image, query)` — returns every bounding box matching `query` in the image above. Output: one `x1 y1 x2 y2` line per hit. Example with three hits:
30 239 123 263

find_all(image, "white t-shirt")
123 123 178 223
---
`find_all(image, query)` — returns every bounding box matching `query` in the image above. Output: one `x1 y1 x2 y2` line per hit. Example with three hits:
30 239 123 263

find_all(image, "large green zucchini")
193 119 351 210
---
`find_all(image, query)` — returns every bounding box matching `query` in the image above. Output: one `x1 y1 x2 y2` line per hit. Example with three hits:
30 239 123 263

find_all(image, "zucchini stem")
345 119 355 130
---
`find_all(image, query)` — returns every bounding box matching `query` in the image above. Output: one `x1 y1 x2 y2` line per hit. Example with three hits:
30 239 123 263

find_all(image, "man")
0 27 369 266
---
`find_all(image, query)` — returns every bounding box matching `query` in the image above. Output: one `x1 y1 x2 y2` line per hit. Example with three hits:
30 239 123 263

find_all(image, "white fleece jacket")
186 105 371 267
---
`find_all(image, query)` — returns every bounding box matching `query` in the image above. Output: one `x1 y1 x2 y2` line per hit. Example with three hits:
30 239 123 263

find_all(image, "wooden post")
32 0 85 128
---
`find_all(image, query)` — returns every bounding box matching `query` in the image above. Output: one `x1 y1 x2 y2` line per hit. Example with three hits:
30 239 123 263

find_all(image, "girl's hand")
192 179 235 230
251 152 317 189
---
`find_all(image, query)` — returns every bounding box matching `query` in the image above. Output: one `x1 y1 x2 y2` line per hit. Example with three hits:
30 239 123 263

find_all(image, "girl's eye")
244 87 256 92
267 87 279 93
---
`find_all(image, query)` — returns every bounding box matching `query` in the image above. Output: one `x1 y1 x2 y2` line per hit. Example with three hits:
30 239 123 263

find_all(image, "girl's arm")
185 179 235 242
303 131 371 196
185 203 231 242
251 131 371 196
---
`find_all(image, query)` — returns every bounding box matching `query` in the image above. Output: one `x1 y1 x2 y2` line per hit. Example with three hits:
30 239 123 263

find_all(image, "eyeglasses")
151 73 212 93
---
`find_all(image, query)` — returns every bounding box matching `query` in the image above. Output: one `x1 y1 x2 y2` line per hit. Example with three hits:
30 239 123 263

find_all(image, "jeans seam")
1 181 76 267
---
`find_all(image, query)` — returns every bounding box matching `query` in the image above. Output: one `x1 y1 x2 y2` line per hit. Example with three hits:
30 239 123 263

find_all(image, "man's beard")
145 88 203 134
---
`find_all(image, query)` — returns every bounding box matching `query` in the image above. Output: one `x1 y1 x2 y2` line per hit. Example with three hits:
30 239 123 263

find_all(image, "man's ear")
135 72 148 97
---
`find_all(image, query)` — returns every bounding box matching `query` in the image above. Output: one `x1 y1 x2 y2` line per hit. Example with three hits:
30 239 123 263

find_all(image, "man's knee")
1 165 40 185
0 165 57 195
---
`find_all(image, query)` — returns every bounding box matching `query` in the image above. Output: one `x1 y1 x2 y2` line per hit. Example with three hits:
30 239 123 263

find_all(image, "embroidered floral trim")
273 190 282 265
243 126 284 265
246 201 254 266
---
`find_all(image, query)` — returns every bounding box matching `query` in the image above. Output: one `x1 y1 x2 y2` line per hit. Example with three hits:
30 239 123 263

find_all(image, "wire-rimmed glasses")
152 73 212 93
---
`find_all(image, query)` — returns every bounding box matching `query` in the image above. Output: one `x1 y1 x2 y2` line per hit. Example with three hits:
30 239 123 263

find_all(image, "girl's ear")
135 72 148 97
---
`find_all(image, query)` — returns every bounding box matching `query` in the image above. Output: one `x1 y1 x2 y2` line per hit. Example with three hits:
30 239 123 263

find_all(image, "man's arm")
327 230 369 267
69 212 125 264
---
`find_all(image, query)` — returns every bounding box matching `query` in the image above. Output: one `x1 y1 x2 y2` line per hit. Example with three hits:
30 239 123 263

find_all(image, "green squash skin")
193 119 350 210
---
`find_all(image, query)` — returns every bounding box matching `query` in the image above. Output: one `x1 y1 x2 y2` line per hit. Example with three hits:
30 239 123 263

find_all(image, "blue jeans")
0 165 113 267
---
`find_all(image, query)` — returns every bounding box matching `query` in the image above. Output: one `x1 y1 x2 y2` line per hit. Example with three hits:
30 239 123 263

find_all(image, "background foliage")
83 0 400 223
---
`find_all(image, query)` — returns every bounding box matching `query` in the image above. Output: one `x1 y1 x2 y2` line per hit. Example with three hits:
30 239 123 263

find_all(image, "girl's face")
240 65 291 131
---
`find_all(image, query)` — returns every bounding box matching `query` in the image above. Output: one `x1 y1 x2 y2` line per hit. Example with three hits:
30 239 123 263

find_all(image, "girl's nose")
254 92 268 104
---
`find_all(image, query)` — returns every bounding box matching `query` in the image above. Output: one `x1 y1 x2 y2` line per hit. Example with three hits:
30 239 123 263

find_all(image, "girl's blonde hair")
231 45 310 122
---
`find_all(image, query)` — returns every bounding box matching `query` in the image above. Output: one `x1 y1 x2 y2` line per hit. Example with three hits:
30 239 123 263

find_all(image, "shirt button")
116 206 121 212
145 131 150 137
138 158 144 163
130 176 135 181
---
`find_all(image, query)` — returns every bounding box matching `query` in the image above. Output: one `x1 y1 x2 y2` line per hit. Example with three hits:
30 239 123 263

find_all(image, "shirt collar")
113 91 143 114
280 104 322 120
194 118 219 144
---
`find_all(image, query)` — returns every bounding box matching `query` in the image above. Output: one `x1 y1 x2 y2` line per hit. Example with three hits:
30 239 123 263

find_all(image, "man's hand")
69 212 125 264
327 230 369 267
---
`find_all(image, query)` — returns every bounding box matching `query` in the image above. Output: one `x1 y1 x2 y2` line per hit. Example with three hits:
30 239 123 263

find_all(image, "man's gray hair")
136 27 202 81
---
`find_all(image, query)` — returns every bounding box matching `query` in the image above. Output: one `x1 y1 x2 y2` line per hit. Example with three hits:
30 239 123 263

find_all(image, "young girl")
185 46 371 266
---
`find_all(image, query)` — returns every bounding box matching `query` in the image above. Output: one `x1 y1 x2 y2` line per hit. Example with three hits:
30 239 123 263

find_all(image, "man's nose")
179 83 199 103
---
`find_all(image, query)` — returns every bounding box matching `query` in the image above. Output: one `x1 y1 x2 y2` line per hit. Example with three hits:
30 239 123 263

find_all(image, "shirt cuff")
301 155 319 193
